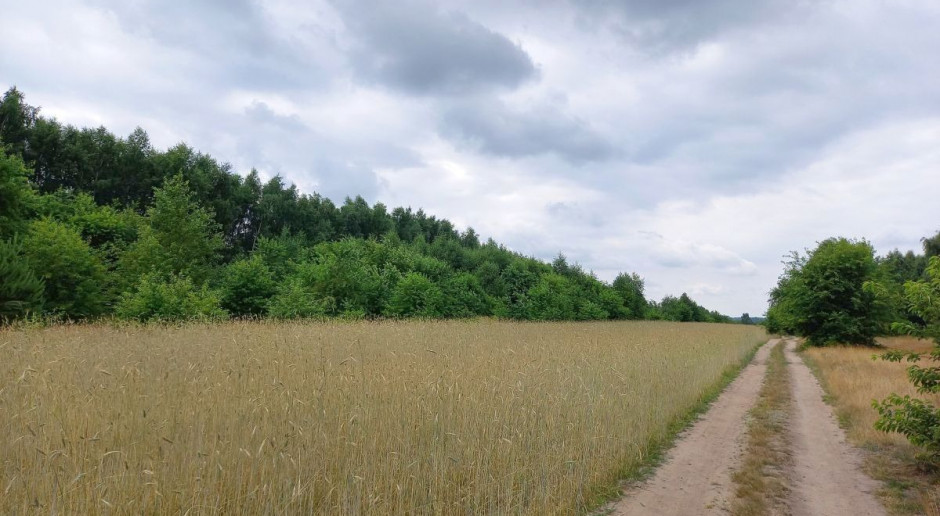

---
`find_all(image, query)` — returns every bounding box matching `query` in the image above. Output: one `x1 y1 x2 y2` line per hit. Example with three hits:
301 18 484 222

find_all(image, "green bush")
21 218 107 319
0 150 35 238
440 272 492 317
526 274 576 320
385 272 442 317
219 255 276 317
267 278 334 319
0 236 44 322
874 256 940 463
116 274 227 322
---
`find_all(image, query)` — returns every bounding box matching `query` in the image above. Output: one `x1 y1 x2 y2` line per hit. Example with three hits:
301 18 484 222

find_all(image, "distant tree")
924 231 940 259
21 218 107 319
597 288 628 320
660 295 694 322
526 273 577 320
460 227 480 249
0 236 44 322
612 272 647 319
386 272 443 317
219 255 276 317
0 150 35 238
119 174 222 285
768 238 889 345
741 313 753 325
440 272 491 317
0 87 38 157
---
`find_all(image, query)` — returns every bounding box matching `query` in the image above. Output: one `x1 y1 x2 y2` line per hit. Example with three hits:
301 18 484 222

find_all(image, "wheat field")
803 337 940 450
0 320 765 514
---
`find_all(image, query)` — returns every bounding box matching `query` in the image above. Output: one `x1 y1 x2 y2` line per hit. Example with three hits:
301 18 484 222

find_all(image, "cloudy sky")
3 0 940 316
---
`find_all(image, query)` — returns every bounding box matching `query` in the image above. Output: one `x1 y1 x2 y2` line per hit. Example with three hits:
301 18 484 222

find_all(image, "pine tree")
0 236 44 322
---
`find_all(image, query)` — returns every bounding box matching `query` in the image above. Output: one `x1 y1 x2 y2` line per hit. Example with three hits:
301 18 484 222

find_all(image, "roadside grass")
802 336 940 515
0 320 766 515
731 340 791 516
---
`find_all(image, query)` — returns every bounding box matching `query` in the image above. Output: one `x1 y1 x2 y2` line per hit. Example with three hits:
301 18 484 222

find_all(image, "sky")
3 0 940 316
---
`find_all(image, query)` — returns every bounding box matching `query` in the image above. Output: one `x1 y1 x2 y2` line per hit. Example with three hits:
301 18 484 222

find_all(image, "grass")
0 320 766 515
802 336 940 515
731 340 791 516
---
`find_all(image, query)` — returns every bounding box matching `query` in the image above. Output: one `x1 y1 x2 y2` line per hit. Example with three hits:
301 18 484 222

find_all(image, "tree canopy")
0 88 734 324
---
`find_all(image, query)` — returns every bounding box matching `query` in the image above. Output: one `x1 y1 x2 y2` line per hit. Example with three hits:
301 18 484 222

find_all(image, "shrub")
440 272 492 317
386 272 442 317
21 218 107 319
874 256 940 463
0 236 44 322
219 255 276 317
116 274 227 322
526 274 576 320
267 279 333 319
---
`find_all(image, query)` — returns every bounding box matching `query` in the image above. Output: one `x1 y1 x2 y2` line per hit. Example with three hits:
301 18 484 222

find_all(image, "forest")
0 87 731 324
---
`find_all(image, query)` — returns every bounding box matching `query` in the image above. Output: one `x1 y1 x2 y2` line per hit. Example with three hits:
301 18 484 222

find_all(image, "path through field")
609 338 887 516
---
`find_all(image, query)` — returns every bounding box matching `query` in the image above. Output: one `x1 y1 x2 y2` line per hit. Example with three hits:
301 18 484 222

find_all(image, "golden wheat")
0 320 765 515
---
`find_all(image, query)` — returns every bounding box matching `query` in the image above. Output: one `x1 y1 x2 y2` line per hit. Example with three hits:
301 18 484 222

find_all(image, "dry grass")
803 337 940 515
0 320 766 515
732 341 791 516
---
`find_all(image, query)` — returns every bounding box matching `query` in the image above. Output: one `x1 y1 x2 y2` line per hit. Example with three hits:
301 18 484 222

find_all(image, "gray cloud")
439 97 615 163
569 0 804 53
89 0 330 91
332 0 537 95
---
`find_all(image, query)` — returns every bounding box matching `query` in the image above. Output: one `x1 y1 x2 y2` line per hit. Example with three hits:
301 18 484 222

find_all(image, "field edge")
587 338 767 514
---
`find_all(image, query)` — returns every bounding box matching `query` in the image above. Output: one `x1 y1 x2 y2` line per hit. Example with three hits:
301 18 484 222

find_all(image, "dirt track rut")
609 338 887 516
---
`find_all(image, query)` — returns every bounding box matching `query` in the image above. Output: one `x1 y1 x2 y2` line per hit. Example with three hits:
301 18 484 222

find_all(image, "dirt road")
609 338 887 516
785 339 885 516
610 339 776 515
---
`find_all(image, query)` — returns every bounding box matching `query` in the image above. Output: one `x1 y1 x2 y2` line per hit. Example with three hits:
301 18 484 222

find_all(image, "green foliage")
1 88 735 324
0 236 44 322
253 232 309 280
21 218 107 318
612 272 647 319
526 274 577 320
874 257 940 462
219 255 276 317
305 239 388 316
266 278 333 319
120 174 222 285
0 87 37 157
439 272 492 318
116 274 227 322
924 231 940 259
0 150 35 238
35 191 138 249
768 238 887 345
386 272 443 317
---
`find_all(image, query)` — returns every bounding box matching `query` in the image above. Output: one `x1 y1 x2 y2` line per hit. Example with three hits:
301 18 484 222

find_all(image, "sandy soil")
609 338 887 516
785 339 886 516
610 339 776 515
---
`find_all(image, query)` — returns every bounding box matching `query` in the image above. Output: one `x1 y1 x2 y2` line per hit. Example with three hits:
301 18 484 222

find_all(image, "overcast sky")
3 0 940 316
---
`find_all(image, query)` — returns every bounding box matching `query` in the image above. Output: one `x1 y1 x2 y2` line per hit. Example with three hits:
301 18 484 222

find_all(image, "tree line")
765 235 939 345
0 87 733 324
